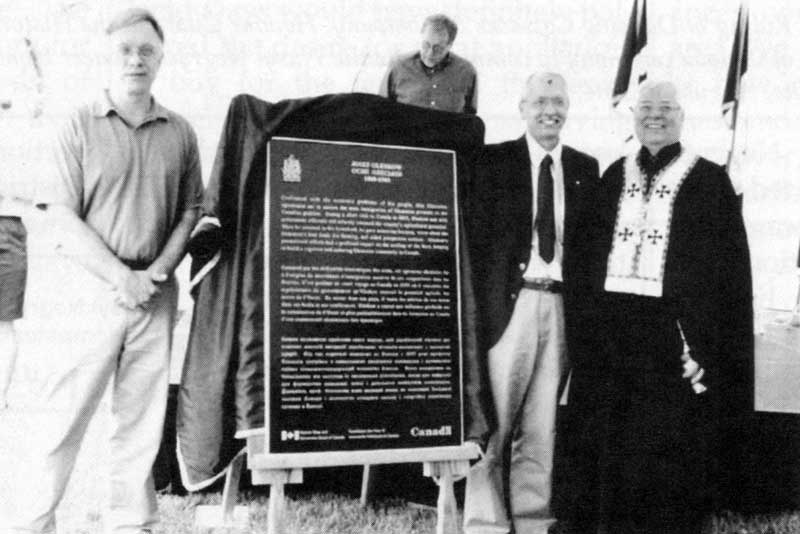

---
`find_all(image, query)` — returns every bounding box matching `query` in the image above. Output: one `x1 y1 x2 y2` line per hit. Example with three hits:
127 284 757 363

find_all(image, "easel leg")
250 468 304 534
194 451 249 529
435 472 457 534
424 460 470 534
267 481 285 534
360 464 375 508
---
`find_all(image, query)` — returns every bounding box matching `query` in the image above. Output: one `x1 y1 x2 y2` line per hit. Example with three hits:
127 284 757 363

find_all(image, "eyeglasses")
116 44 160 60
523 97 567 109
633 104 680 115
421 41 448 56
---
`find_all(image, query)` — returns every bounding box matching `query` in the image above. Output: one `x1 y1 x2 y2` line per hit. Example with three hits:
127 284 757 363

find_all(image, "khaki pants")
464 288 565 534
6 276 177 534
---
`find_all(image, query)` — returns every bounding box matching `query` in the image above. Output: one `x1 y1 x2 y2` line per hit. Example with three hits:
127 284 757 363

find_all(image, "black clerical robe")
560 146 754 532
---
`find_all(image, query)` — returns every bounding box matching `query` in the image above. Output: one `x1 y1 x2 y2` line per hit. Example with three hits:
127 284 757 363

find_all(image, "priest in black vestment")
558 80 753 533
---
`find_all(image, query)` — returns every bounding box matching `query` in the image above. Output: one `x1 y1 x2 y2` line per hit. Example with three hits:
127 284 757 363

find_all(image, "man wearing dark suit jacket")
463 72 599 534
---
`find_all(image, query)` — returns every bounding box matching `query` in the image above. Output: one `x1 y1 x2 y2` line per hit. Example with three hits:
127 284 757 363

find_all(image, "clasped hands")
113 268 168 310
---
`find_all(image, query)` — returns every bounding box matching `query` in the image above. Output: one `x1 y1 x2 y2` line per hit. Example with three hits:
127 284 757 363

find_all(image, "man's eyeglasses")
523 97 567 109
117 44 159 60
421 41 448 56
632 104 680 115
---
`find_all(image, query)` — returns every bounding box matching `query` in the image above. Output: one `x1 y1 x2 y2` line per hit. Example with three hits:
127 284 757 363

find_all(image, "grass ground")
5 487 797 534
167 494 800 534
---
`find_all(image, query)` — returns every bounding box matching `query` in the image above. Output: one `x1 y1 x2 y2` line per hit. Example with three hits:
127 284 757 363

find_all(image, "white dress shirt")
522 133 565 282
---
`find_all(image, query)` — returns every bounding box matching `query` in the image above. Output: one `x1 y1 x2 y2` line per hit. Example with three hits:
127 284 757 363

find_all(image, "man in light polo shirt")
6 8 203 534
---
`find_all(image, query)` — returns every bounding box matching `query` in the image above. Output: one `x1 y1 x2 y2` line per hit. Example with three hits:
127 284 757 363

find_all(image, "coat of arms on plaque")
282 154 302 182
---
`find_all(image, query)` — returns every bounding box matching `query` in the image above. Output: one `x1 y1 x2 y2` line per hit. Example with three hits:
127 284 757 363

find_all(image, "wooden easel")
194 435 478 534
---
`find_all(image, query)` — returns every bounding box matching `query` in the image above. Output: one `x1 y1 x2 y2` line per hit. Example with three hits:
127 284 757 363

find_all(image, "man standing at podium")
463 72 599 534
379 14 478 114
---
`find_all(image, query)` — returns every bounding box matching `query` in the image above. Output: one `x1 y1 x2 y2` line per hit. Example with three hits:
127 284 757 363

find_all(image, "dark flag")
612 0 647 108
722 4 749 193
722 3 749 129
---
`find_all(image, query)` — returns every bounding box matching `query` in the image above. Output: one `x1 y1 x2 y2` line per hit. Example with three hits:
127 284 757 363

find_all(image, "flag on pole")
612 0 647 108
722 3 749 193
722 3 749 129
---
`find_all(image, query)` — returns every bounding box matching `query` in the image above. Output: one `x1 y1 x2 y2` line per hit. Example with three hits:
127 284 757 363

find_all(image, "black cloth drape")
176 92 486 489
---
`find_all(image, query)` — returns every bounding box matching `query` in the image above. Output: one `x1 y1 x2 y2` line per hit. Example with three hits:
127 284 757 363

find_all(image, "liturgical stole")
604 149 698 297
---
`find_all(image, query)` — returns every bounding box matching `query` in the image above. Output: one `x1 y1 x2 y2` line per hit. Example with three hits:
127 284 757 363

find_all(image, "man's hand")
112 269 167 309
146 267 169 284
681 352 707 394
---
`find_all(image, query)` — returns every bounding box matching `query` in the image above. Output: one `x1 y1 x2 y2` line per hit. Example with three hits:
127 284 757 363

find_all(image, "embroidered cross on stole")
604 149 699 297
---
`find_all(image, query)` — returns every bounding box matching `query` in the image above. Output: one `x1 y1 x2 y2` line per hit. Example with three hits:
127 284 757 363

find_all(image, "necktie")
537 154 555 263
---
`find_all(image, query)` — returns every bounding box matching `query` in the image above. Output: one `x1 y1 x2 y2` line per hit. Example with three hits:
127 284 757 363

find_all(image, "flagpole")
611 0 646 148
726 3 747 171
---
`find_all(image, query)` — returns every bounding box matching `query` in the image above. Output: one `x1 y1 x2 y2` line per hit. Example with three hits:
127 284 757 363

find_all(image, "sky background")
1 0 799 311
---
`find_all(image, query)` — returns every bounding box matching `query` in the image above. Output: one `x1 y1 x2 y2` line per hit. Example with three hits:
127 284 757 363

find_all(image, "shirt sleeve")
36 113 84 213
465 72 478 115
378 64 395 100
178 123 204 213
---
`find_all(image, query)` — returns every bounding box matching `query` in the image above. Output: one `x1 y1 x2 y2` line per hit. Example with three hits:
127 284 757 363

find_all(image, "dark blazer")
465 136 600 435
468 136 600 353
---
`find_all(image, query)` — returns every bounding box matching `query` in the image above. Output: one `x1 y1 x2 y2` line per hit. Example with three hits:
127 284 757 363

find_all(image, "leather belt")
522 278 563 293
119 258 152 270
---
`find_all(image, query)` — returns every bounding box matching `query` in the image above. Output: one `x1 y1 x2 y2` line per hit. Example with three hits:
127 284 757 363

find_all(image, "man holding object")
560 80 753 533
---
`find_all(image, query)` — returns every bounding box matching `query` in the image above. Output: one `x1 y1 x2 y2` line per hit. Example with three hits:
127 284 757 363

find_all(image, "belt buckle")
525 277 560 293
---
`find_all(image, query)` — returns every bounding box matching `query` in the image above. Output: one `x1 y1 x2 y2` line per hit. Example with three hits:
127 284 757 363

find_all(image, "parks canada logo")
410 425 452 437
282 154 302 182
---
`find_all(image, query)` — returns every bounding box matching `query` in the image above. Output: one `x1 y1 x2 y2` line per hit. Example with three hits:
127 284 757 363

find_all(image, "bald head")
637 80 680 105
521 72 568 102
634 80 685 154
519 72 569 150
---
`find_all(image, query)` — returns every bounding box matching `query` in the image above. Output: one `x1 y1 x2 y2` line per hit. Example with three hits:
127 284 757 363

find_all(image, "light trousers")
6 276 177 534
464 288 565 534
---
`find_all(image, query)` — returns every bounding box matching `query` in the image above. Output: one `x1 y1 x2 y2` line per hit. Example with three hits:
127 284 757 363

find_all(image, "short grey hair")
422 14 458 44
106 7 164 43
